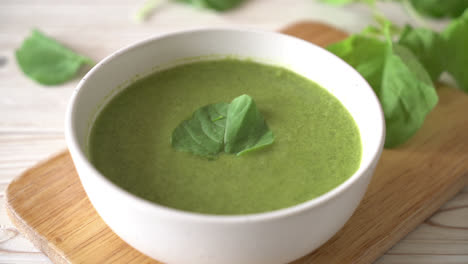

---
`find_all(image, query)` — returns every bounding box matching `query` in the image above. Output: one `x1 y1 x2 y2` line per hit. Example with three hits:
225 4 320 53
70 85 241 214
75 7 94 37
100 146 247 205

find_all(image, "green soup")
89 59 362 215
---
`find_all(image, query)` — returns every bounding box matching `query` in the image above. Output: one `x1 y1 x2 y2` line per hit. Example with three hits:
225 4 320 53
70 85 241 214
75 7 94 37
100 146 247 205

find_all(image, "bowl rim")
65 28 385 224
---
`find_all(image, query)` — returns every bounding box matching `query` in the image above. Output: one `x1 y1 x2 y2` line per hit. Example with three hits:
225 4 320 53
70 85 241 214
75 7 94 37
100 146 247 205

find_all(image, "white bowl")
65 29 385 264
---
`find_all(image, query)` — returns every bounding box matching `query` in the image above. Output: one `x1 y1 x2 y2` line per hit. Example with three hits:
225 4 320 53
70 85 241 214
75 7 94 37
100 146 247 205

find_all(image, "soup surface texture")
89 59 362 215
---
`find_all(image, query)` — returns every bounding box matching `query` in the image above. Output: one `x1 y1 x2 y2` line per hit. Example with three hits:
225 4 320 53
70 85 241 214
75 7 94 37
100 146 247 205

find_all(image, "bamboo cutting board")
5 22 468 264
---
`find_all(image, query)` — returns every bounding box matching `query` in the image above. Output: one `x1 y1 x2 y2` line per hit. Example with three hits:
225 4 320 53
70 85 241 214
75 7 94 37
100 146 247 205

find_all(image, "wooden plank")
5 22 468 264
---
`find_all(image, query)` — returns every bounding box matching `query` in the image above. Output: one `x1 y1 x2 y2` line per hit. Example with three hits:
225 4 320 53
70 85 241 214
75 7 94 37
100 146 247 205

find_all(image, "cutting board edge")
360 172 468 263
5 151 71 264
5 194 69 264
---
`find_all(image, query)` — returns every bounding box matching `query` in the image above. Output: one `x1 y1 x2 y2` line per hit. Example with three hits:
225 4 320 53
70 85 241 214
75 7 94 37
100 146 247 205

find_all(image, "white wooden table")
1 0 467 263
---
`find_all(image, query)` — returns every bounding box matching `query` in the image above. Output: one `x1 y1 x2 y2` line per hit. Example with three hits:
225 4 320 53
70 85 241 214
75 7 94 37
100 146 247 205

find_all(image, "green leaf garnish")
408 0 468 19
171 102 228 158
442 9 468 92
224 94 274 156
327 34 438 148
15 29 94 86
171 94 274 158
398 25 445 82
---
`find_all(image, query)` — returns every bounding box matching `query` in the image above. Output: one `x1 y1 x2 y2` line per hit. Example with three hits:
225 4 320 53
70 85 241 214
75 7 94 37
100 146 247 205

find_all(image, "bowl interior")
68 29 384 215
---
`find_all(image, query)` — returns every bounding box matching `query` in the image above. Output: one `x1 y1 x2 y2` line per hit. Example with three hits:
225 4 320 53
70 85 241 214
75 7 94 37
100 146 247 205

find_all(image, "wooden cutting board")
5 22 468 264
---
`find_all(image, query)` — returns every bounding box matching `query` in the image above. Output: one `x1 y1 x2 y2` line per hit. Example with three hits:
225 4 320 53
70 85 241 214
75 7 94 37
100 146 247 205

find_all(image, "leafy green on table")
442 9 468 92
321 0 468 19
134 0 245 22
322 0 468 148
177 0 245 11
408 0 468 19
327 32 438 148
15 29 93 86
133 0 165 22
398 25 445 82
327 34 387 89
171 94 274 158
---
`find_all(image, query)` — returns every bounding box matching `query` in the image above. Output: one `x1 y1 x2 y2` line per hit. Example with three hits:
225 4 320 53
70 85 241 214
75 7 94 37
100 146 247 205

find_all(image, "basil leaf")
224 94 274 156
398 25 445 82
442 9 468 92
15 29 93 85
133 0 163 22
327 35 387 95
382 44 438 148
177 0 245 11
327 35 438 148
409 0 468 18
171 103 228 158
171 95 274 158
134 0 244 22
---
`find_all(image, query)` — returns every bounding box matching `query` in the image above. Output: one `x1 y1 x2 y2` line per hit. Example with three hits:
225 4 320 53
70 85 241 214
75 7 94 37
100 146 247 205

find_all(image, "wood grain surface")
4 22 468 264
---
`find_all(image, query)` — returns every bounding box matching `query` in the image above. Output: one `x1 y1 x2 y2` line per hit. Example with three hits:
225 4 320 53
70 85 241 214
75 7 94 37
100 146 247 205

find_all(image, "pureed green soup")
89 59 362 215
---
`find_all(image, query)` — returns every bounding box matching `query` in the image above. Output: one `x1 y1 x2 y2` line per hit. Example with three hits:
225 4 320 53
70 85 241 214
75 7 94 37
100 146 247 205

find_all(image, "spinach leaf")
224 94 274 156
133 0 164 22
327 34 438 148
327 35 387 95
398 25 445 82
134 0 245 22
177 0 245 11
382 43 438 147
442 9 468 92
15 29 93 85
171 95 274 158
171 103 228 158
409 0 468 18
